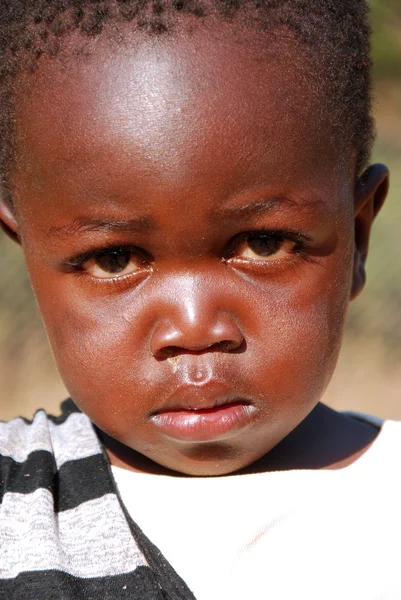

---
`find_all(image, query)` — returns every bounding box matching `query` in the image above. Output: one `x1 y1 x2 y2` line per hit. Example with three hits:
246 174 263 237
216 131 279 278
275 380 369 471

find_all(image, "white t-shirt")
111 419 401 600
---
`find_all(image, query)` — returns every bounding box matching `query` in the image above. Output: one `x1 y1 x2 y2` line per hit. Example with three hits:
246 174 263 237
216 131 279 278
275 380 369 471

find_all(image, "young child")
0 1 399 598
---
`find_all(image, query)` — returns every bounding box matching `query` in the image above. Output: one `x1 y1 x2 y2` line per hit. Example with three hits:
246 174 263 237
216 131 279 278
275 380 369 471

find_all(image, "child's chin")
148 444 266 477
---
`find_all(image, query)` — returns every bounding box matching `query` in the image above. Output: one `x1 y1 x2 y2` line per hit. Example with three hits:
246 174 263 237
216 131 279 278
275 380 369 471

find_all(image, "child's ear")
351 163 389 300
0 198 20 244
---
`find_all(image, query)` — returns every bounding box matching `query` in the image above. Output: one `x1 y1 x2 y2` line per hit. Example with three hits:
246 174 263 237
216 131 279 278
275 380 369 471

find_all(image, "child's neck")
242 403 379 474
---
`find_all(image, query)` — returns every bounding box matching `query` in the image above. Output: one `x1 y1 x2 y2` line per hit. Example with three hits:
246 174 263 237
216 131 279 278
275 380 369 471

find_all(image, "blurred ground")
1 2 401 421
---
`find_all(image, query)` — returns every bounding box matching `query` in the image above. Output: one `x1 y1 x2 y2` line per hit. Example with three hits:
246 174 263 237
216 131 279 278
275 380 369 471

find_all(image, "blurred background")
0 0 400 421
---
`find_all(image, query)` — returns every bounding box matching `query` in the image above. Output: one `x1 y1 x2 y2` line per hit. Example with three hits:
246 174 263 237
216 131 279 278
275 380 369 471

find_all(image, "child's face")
3 24 387 475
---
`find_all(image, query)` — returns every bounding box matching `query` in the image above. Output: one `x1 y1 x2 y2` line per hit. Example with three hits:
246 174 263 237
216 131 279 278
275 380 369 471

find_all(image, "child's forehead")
18 24 316 121
13 23 340 192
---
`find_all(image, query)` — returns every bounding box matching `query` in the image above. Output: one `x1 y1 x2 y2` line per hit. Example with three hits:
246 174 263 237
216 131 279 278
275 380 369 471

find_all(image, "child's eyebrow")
211 197 297 222
47 196 322 241
47 215 157 239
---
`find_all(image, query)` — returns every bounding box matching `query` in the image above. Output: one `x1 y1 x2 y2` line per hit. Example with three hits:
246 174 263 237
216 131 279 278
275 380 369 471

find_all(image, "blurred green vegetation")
370 0 401 79
344 0 401 359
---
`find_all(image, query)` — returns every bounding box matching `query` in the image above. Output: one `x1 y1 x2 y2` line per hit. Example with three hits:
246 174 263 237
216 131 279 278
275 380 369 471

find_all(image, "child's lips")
149 386 256 442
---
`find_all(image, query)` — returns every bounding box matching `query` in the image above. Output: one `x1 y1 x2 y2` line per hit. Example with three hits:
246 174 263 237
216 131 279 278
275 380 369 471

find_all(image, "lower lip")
150 403 256 442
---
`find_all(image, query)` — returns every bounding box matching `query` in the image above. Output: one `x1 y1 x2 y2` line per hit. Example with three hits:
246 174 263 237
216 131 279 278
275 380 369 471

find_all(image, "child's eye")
229 232 299 263
77 247 148 279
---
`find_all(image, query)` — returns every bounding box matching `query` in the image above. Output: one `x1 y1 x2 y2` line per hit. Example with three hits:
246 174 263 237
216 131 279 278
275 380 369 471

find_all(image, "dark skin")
0 23 389 476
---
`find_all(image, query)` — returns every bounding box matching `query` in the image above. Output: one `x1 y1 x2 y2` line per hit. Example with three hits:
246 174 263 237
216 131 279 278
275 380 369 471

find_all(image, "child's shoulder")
0 400 195 599
347 414 401 472
331 410 401 474
0 399 106 501
0 399 98 466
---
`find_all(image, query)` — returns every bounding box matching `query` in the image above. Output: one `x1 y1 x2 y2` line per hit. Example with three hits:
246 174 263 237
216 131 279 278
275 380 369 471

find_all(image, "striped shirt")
0 399 196 600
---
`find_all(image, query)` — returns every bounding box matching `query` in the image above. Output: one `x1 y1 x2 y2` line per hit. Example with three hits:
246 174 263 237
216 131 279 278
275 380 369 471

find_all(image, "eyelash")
227 230 308 260
64 230 310 282
66 245 144 269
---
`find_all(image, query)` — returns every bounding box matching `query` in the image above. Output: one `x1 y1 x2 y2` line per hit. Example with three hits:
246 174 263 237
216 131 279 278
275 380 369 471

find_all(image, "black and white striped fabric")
0 399 196 600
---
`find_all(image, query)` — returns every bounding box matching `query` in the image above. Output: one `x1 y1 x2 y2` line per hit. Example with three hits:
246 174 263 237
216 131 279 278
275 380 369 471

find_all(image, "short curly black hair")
0 0 374 206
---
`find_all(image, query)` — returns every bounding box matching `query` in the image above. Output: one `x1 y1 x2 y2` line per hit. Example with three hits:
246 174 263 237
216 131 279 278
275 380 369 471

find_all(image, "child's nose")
149 274 245 359
150 316 244 359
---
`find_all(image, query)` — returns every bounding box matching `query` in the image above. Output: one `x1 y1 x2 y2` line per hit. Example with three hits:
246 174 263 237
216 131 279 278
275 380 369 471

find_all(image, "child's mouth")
150 396 256 443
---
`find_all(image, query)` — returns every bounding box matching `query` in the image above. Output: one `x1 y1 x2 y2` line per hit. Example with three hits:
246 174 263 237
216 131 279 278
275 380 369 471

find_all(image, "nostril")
215 339 245 353
157 339 246 360
149 312 245 359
